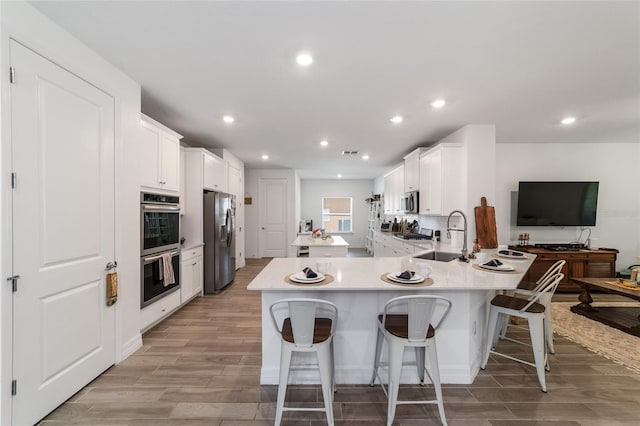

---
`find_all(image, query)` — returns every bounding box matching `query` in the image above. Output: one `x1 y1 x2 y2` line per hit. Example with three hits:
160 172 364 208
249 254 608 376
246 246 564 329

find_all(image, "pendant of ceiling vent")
341 150 359 155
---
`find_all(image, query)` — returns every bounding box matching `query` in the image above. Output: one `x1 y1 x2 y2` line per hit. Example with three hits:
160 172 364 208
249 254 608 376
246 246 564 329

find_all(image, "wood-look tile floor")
40 259 640 425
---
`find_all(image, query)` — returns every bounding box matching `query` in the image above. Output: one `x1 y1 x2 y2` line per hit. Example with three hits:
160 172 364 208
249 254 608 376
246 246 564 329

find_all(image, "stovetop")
394 233 432 240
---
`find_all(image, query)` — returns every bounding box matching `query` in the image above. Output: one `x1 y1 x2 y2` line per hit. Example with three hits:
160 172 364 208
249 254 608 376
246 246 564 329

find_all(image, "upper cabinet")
183 148 227 246
140 113 182 193
419 144 464 215
403 149 421 192
383 165 404 214
203 151 227 192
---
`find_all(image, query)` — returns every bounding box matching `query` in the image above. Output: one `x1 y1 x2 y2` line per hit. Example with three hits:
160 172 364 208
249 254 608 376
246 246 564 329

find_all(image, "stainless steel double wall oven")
140 192 181 308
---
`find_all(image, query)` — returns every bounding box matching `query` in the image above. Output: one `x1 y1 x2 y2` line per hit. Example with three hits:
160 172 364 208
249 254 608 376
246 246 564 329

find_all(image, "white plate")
387 272 425 284
496 250 527 260
290 271 325 283
479 263 514 272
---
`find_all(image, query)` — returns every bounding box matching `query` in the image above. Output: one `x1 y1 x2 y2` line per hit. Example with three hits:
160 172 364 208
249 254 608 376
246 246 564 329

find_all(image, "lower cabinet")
515 247 618 292
141 290 181 331
373 232 416 257
181 246 203 303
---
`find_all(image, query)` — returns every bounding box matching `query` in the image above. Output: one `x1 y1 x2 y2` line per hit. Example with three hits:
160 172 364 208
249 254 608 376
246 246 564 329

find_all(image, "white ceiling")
29 1 640 179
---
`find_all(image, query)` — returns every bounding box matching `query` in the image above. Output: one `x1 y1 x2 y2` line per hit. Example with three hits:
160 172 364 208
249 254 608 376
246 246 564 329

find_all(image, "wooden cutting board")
474 197 498 249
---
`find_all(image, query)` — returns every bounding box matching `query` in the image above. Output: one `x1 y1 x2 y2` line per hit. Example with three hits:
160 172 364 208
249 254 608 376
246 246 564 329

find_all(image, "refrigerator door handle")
225 208 233 247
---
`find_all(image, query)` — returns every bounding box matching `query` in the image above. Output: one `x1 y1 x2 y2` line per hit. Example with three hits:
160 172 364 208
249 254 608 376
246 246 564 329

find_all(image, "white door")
259 178 288 257
10 41 116 425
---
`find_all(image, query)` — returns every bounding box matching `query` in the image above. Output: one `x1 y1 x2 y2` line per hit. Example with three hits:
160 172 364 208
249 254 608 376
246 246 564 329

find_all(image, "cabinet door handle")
192 263 197 266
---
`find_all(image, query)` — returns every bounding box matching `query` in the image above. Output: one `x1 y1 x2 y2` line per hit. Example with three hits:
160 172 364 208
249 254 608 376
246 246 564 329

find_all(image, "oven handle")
141 204 180 213
142 249 181 264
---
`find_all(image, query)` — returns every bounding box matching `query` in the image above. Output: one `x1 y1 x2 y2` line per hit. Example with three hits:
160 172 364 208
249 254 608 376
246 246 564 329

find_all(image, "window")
322 197 352 232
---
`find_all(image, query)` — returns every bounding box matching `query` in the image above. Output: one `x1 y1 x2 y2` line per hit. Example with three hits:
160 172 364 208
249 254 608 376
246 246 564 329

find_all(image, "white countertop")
247 249 535 291
291 235 349 247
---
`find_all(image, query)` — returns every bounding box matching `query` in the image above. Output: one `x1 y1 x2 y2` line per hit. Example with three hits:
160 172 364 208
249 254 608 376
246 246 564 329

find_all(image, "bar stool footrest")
490 349 545 369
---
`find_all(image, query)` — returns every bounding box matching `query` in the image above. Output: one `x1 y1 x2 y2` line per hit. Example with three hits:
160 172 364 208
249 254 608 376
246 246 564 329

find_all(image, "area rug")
551 302 640 374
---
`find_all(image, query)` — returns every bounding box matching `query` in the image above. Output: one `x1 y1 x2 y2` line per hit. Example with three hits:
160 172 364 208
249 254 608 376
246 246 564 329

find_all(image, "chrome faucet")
446 210 468 259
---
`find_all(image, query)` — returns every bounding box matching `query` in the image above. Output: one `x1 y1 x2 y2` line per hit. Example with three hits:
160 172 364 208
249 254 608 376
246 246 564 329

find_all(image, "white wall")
294 171 302 237
373 175 384 195
496 142 640 271
437 125 496 250
300 179 374 248
0 2 141 424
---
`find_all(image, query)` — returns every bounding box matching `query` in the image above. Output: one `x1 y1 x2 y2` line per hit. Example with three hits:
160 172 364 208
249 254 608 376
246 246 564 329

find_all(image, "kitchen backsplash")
381 214 462 236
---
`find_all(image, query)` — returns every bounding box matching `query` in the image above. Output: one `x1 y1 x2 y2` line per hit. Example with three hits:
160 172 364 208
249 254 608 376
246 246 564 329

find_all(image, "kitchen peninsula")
247 251 535 385
290 235 349 257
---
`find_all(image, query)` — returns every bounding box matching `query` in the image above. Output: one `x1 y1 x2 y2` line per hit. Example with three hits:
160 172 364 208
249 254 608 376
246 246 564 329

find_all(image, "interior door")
259 178 288 257
10 40 116 425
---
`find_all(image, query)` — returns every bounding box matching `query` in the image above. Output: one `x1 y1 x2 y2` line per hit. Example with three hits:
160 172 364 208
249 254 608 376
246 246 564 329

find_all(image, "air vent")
341 150 359 155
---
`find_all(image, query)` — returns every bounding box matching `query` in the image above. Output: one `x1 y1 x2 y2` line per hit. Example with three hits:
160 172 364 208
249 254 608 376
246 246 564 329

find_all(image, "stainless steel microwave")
400 191 419 214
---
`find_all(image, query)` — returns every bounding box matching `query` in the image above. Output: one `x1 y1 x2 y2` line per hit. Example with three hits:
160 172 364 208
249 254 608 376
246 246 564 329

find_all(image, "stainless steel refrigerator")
203 191 236 294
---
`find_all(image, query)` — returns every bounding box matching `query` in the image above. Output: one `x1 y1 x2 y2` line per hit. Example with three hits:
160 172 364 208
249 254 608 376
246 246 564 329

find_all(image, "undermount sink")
413 251 461 262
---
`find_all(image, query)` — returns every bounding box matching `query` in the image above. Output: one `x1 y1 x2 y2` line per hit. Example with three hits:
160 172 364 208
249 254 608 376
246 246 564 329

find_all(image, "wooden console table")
510 246 618 292
570 277 640 337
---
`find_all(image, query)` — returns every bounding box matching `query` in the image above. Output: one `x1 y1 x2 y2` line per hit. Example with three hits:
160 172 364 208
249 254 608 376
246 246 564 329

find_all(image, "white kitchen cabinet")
374 231 421 258
393 166 404 213
140 113 182 192
383 165 404 214
373 232 415 257
203 152 227 192
419 144 465 215
180 246 203 303
183 148 225 247
180 147 186 214
383 173 393 214
140 289 181 331
403 149 422 192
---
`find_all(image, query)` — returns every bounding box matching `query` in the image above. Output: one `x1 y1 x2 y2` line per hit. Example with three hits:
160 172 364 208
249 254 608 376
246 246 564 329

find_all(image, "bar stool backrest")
269 298 338 347
533 260 566 292
521 272 564 313
382 295 452 342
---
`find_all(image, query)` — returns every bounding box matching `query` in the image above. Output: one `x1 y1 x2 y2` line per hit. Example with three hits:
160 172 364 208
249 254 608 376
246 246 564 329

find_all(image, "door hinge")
11 379 16 396
11 172 16 189
7 275 20 292
9 67 15 84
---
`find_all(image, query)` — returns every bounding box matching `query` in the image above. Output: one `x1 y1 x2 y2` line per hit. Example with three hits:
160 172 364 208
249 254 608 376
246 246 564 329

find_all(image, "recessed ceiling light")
337 174 343 178
261 154 269 160
431 99 446 108
296 53 313 66
390 115 403 124
223 115 235 124
362 154 370 160
320 140 329 147
561 117 576 125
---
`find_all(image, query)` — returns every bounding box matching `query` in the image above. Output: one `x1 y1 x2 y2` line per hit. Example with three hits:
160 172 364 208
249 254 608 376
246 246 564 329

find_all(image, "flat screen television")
516 181 599 226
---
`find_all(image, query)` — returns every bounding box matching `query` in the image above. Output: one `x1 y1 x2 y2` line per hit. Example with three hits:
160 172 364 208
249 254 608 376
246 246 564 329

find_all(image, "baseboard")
119 333 143 362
